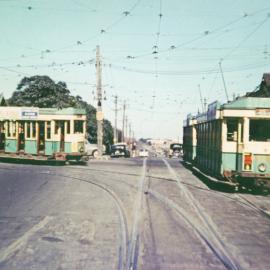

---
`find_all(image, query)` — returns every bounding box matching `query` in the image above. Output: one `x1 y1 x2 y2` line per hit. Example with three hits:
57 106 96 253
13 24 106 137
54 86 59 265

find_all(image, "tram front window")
74 120 84 133
250 119 270 142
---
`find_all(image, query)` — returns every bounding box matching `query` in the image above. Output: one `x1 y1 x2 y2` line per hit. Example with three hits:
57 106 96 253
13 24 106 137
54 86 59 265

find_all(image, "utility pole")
122 100 126 142
198 84 204 113
219 60 229 102
204 98 207 113
96 45 103 157
113 95 118 144
125 116 128 143
129 123 131 144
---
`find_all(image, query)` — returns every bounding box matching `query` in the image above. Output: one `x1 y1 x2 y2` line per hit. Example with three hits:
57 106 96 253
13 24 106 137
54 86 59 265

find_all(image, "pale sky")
0 0 270 140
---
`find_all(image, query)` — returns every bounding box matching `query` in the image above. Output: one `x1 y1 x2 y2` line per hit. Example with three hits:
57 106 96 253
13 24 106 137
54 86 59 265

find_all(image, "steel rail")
162 158 243 270
38 171 129 270
126 158 147 270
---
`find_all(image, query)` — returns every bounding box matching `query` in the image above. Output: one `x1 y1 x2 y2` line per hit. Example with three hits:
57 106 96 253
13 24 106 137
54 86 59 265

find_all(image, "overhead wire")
127 6 270 59
0 0 142 63
151 0 163 111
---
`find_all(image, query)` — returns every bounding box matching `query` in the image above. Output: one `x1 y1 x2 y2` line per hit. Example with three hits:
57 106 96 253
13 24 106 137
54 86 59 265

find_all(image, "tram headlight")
258 163 266 172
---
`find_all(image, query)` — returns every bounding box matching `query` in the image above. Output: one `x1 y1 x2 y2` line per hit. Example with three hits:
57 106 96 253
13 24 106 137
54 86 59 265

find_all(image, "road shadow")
0 157 65 166
180 160 269 196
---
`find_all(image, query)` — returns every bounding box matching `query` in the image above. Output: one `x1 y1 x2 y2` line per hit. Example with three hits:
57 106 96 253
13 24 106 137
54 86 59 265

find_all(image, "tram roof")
0 106 87 121
184 96 270 126
39 107 86 115
0 106 86 115
222 97 270 110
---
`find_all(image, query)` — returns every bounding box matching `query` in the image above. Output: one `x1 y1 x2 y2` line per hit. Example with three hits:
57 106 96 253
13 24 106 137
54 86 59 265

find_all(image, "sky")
0 0 270 140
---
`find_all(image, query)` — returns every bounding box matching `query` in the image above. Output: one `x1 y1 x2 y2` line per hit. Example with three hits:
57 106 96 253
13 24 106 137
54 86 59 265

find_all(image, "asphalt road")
0 157 270 270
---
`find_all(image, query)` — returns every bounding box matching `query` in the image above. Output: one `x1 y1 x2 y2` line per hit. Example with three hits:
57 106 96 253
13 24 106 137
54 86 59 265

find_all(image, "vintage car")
110 143 130 158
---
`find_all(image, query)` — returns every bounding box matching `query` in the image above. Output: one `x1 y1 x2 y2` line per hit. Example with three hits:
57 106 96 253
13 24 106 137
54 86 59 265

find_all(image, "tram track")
0 161 149 270
170 161 270 220
144 158 243 270
0 165 129 270
1 159 269 269
39 171 129 270
126 158 147 270
149 169 270 220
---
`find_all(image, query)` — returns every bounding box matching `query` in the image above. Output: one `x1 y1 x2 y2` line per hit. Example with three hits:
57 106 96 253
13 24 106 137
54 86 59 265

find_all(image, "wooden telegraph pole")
122 100 126 142
96 45 103 157
113 95 118 144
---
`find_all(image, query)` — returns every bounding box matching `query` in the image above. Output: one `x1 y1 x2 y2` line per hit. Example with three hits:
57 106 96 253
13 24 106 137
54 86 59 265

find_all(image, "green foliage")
9 75 75 108
9 75 114 147
0 93 6 106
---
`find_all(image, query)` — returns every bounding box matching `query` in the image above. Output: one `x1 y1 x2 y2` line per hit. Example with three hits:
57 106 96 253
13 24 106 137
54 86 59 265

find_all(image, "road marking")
0 216 53 263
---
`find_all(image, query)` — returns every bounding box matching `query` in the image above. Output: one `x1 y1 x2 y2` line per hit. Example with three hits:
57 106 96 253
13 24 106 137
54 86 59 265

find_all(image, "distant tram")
183 97 270 191
0 107 87 162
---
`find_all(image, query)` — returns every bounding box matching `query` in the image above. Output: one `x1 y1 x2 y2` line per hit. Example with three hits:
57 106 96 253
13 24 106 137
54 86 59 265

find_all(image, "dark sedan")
110 143 130 158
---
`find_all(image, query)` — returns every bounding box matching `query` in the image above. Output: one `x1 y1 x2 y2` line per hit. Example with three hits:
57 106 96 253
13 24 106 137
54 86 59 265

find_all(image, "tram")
0 106 87 162
183 96 270 190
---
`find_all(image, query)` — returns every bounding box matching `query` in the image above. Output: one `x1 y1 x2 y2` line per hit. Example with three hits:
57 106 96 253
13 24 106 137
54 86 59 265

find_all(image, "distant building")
146 138 174 147
0 93 6 106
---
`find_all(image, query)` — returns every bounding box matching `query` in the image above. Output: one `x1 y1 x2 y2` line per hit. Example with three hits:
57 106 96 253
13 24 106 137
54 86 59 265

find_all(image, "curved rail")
38 171 129 270
126 158 147 270
161 159 243 270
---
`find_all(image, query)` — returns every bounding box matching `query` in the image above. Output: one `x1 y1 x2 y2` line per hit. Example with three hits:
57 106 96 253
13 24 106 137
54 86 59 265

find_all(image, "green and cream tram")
0 106 87 162
183 97 270 190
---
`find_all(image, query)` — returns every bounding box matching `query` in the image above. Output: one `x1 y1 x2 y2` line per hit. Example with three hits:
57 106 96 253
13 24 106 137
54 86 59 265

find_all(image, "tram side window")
7 121 16 138
250 120 270 142
46 122 51 139
7 121 11 137
26 122 31 138
55 121 60 135
66 121 70 134
227 119 238 141
74 120 84 133
32 122 36 138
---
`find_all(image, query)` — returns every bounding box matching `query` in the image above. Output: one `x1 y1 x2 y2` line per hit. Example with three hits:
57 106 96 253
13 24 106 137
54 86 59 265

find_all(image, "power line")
0 0 142 63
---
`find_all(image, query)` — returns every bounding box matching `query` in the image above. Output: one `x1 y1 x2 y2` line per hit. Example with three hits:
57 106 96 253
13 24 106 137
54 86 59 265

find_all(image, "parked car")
139 149 149 157
84 140 106 157
169 143 183 158
110 143 130 158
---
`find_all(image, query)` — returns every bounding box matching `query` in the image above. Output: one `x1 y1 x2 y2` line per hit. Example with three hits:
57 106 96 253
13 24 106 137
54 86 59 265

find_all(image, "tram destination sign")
21 109 39 119
255 109 270 115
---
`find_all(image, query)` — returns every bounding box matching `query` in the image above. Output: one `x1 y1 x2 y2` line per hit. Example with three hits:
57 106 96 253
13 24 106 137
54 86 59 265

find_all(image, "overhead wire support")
113 95 119 144
95 45 104 157
125 115 128 143
219 60 229 102
151 0 163 111
198 84 204 113
122 100 126 142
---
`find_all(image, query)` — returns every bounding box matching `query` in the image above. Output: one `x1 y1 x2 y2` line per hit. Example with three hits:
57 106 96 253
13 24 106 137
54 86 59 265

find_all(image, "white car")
139 149 149 157
84 140 106 157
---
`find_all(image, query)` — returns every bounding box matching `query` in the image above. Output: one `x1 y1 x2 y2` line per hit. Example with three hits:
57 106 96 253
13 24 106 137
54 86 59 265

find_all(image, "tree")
9 75 75 108
74 98 114 147
0 93 7 106
9 75 114 147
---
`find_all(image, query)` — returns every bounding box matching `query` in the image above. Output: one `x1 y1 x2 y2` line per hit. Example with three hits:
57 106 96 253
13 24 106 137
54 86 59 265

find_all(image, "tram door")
38 122 45 154
18 121 25 151
0 122 5 151
60 121 65 152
